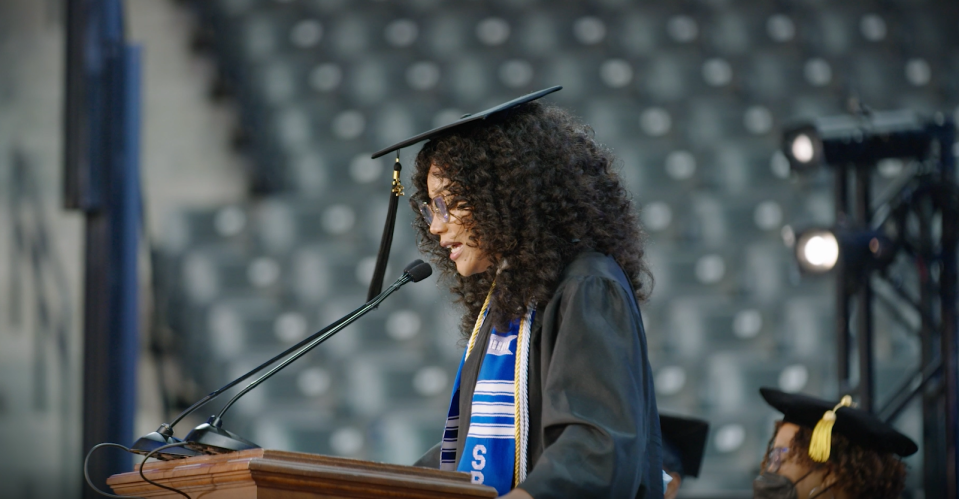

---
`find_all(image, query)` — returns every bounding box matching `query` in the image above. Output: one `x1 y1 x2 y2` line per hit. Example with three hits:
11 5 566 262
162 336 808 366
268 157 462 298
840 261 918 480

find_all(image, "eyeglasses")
766 447 790 473
414 196 450 225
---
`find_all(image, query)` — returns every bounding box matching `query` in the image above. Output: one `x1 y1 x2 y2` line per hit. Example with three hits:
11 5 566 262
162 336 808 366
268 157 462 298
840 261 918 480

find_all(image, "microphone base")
130 430 201 460
184 417 260 455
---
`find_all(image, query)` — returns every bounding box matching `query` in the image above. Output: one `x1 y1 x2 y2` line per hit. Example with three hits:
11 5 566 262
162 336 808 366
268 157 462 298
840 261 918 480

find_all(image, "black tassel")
367 157 404 301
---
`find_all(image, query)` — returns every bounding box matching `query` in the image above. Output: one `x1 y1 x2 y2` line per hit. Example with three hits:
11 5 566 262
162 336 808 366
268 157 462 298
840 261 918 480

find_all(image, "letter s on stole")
470 444 486 483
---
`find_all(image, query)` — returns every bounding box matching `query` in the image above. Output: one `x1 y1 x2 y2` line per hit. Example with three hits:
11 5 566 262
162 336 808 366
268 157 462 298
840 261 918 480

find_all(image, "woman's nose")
428 214 445 234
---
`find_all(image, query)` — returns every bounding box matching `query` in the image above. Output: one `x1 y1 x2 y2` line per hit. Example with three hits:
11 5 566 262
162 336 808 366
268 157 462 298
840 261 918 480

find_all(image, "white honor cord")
515 306 534 483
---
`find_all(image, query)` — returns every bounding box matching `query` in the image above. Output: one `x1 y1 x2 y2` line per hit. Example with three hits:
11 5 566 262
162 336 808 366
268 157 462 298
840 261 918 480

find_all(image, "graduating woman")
755 388 917 499
376 87 663 498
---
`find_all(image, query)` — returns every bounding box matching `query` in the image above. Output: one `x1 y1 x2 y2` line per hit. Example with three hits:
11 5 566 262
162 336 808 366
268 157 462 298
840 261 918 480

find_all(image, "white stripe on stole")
475 380 515 395
467 423 516 438
471 402 515 416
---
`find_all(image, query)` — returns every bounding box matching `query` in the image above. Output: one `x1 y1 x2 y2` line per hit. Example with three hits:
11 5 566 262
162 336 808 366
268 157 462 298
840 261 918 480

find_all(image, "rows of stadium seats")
154 0 957 491
187 0 959 193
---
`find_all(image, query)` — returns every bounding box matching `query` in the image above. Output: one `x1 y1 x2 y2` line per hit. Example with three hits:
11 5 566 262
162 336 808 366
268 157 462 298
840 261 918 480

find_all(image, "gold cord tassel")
809 395 853 463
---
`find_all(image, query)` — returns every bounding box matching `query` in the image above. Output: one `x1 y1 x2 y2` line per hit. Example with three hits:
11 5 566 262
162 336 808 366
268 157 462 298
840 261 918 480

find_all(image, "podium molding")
107 448 498 498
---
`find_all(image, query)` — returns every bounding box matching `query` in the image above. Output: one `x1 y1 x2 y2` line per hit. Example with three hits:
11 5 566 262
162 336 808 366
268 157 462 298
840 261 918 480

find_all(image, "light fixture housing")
795 228 896 275
782 110 934 173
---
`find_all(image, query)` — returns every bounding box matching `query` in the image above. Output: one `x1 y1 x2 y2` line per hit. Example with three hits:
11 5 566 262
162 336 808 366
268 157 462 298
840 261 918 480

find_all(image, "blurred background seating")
136 1 959 493
2 0 956 496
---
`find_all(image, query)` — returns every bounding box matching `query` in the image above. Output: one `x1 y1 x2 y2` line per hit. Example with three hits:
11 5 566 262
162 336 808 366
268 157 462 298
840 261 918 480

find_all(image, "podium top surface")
108 448 497 499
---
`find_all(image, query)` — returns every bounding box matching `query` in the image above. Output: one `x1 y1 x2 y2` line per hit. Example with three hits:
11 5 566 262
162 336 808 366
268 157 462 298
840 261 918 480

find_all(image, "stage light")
795 229 839 273
781 110 934 172
782 126 823 173
794 229 896 274
790 133 816 164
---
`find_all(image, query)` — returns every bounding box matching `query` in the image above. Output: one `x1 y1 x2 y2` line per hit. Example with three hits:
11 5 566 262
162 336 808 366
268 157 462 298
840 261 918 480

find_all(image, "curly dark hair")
410 101 653 336
760 420 907 499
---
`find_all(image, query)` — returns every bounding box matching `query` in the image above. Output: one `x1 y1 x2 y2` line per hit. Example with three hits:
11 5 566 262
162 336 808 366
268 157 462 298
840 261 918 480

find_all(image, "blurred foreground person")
660 414 709 499
378 87 663 498
755 388 918 499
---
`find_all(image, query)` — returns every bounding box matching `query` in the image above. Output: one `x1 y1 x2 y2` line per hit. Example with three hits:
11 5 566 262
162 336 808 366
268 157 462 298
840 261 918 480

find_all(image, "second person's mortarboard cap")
760 387 918 462
660 413 709 478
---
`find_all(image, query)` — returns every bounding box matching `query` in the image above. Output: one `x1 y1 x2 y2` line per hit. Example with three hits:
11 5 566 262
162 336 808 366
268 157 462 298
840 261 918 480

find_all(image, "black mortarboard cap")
364 86 562 300
760 387 918 458
660 413 709 478
370 85 562 159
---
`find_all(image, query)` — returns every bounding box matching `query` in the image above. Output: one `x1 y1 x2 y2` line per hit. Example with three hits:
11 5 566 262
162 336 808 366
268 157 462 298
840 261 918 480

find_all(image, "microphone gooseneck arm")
213 272 414 420
165 312 354 431
156 259 430 437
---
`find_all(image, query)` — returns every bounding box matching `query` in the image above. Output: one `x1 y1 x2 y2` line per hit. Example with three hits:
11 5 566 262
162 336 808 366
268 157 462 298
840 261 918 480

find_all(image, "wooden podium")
107 448 498 498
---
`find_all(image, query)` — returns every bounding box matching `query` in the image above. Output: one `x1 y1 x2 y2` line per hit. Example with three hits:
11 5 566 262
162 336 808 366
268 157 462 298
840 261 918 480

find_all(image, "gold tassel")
808 395 853 463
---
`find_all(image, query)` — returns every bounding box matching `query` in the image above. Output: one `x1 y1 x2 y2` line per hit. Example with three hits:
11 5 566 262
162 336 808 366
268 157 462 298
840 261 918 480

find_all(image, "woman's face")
426 164 493 277
769 423 842 499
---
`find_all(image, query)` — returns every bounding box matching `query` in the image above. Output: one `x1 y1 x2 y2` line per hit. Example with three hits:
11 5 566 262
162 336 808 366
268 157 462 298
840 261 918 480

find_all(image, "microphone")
157 260 433 455
403 258 433 282
131 260 432 459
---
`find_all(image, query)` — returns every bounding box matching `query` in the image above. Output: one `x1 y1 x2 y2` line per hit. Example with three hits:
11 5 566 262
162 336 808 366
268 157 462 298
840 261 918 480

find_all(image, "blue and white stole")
441 285 535 496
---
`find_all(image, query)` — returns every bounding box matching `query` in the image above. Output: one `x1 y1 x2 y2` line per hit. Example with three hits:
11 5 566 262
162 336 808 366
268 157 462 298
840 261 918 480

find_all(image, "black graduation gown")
417 252 664 499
